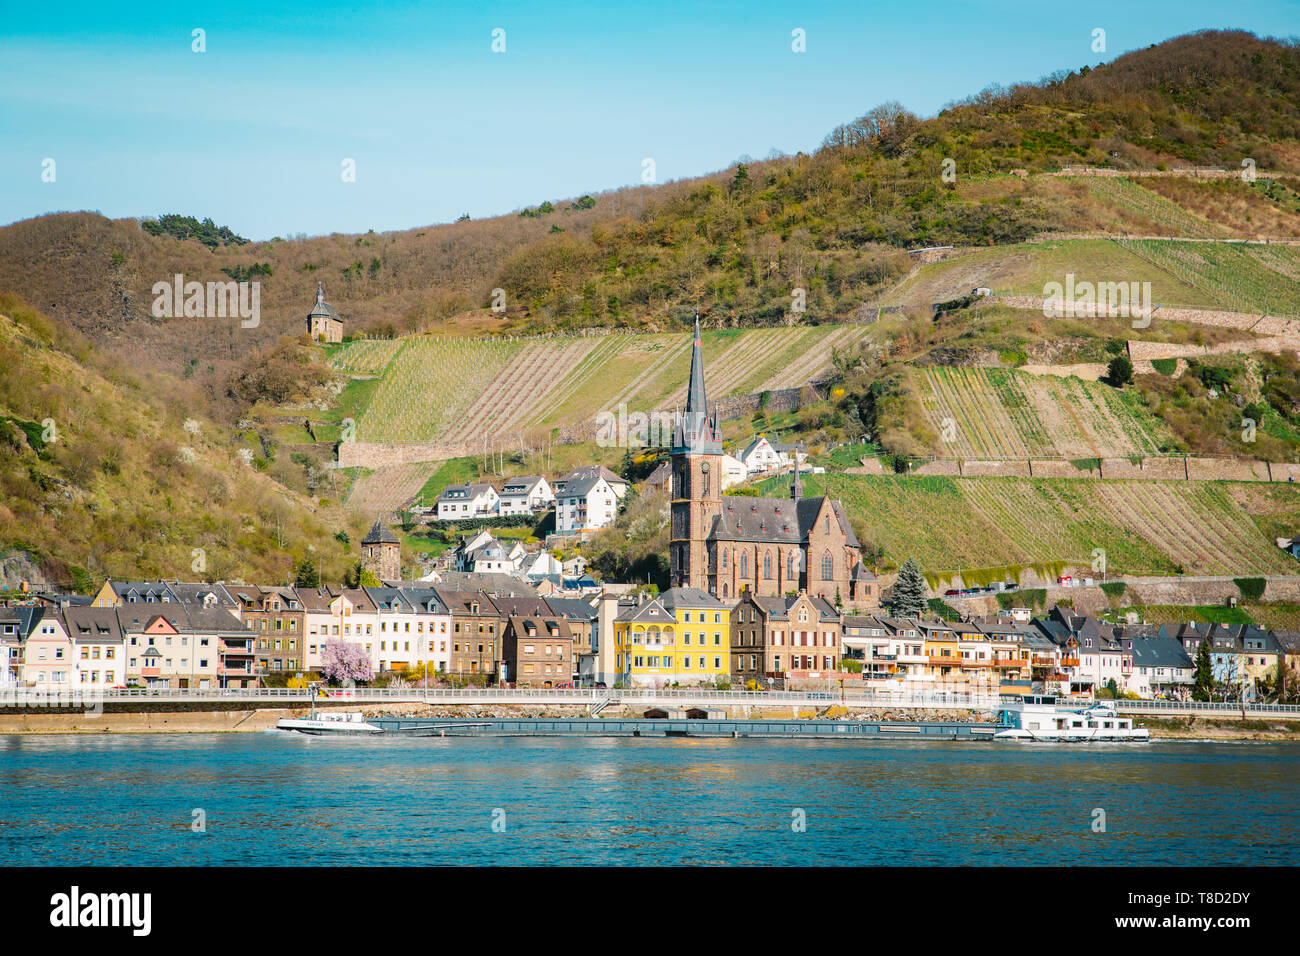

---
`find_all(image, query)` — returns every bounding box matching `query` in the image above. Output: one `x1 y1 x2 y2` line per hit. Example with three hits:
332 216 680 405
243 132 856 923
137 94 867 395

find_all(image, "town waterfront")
1 734 1297 866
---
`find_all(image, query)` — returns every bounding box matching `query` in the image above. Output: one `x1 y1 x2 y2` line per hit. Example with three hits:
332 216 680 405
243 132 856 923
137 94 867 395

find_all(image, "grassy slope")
0 296 358 588
758 471 1300 577
333 324 858 443
915 366 1174 458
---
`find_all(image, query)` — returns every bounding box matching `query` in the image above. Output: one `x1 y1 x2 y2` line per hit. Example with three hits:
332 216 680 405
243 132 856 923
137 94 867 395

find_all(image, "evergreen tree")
892 558 927 617
1105 355 1134 387
1193 638 1213 701
293 556 319 589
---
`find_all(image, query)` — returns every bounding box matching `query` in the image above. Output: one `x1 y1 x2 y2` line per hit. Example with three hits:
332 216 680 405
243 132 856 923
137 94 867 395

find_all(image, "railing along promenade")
1 686 1296 717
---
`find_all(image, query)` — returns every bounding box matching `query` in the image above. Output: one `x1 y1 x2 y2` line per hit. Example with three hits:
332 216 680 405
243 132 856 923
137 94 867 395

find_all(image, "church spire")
316 281 325 304
671 313 722 454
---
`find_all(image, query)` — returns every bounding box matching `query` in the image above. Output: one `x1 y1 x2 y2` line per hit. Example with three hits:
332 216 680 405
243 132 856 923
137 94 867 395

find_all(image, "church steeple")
671 314 722 455
316 281 325 304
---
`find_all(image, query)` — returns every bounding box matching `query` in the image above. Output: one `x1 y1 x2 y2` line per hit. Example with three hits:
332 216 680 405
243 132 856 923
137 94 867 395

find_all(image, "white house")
555 473 622 533
454 531 527 574
63 607 128 691
498 475 554 516
364 586 452 675
298 588 380 673
521 551 564 582
556 466 628 499
435 482 500 521
1124 634 1194 699
738 435 807 475
719 454 748 490
22 610 72 690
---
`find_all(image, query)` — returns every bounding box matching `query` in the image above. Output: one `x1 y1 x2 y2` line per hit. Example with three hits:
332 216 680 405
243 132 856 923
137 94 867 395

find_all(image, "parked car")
944 589 961 596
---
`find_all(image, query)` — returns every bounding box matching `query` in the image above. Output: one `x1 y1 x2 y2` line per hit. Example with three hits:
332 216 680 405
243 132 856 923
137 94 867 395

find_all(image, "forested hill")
0 30 1296 372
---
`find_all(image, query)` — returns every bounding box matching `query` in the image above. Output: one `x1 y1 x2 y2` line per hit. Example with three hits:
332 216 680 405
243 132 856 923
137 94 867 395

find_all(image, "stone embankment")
0 702 989 734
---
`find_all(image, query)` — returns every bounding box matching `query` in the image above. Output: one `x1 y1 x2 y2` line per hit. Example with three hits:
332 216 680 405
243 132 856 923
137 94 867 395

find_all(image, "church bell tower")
669 317 723 590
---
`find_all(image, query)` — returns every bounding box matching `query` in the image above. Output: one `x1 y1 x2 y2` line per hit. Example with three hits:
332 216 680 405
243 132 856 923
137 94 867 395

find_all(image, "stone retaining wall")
904 456 1300 483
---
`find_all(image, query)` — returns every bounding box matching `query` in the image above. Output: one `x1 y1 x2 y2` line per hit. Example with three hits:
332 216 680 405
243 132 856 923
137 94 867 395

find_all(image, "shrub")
1234 577 1266 601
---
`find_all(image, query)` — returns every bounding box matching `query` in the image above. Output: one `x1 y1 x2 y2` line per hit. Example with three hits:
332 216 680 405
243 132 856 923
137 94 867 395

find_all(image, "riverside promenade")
1 685 1297 719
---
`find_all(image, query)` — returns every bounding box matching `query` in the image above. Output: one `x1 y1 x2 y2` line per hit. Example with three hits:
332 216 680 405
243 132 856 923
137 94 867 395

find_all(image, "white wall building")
435 483 500 521
498 476 554 516
556 474 622 533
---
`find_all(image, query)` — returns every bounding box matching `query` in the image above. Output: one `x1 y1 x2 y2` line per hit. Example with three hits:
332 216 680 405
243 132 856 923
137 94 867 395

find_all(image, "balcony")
1032 655 1059 667
1061 657 1080 667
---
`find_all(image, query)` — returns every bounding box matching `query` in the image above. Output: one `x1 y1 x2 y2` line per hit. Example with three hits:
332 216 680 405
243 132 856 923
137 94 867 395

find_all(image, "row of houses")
7 572 1296 698
613 595 1300 697
0 577 604 691
840 606 1298 700
429 436 809 536
443 529 596 592
431 466 632 534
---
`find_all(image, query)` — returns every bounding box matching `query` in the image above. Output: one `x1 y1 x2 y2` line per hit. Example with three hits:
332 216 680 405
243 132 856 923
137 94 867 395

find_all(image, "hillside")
756 472 1300 578
2 31 1297 360
329 323 859 444
0 294 367 588
4 28 1300 553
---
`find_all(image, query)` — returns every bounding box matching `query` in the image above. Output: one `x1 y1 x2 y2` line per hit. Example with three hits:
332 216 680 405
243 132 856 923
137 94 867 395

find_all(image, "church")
306 282 344 343
668 319 873 606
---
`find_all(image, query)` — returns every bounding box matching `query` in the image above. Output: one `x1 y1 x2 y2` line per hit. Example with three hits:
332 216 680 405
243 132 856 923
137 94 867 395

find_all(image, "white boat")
993 694 1149 742
276 708 383 735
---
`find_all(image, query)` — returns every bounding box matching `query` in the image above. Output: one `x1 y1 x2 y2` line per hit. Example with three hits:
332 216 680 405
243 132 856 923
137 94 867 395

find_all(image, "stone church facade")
667 319 868 606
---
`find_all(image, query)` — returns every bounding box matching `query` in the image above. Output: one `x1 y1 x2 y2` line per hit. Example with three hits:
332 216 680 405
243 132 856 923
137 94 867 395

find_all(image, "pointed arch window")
763 552 772 579
787 551 797 579
821 550 833 581
739 551 749 579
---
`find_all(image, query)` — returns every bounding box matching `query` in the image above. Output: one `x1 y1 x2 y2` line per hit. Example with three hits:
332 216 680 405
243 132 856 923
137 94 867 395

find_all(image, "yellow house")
919 621 962 683
614 587 731 688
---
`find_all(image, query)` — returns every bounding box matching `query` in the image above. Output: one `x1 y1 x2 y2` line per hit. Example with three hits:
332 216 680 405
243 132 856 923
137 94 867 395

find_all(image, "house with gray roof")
435 482 500 521
498 475 555 516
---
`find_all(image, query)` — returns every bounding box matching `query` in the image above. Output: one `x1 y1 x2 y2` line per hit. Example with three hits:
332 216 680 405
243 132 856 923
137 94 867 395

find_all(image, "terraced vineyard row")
792 473 1300 576
1116 239 1300 316
328 338 404 374
358 338 523 442
1083 178 1226 238
342 323 873 443
916 367 1169 459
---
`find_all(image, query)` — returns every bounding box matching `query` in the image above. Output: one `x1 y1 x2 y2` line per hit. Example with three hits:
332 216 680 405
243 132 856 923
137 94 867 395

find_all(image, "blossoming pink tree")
321 639 374 685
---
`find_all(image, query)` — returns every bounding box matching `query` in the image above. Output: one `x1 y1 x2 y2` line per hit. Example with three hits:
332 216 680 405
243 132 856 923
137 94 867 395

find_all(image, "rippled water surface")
1 734 1296 865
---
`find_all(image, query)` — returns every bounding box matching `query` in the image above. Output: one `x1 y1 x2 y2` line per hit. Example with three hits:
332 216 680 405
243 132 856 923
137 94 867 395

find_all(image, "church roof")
362 519 399 545
706 495 859 547
710 497 804 543
308 282 340 321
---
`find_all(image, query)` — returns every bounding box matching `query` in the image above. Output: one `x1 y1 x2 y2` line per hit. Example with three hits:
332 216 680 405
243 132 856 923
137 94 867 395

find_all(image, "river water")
1 734 1296 865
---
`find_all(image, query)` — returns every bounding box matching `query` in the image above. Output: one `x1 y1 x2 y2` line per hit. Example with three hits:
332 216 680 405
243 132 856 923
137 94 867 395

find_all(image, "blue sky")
2 1 1297 239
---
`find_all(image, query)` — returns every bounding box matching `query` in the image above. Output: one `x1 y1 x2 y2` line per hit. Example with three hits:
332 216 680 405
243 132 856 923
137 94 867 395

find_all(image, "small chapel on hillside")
306 282 344 343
